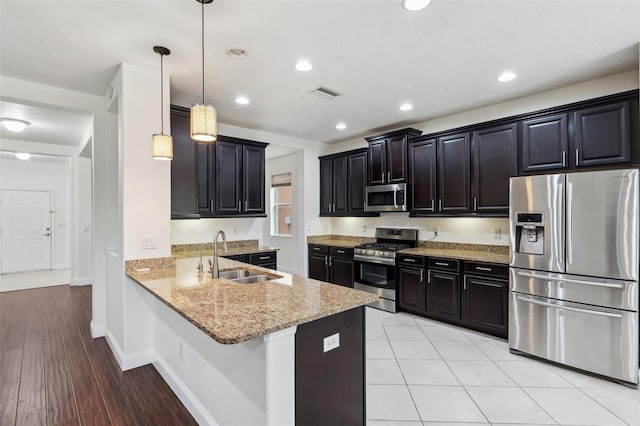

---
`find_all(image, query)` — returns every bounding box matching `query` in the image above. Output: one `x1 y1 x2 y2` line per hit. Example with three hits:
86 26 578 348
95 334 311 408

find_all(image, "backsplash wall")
171 218 265 245
327 215 509 246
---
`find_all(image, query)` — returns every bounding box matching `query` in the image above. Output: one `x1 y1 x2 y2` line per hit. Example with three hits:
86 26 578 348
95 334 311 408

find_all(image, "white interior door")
1 190 52 273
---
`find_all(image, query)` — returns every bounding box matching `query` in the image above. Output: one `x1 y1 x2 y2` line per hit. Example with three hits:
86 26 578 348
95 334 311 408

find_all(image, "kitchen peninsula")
126 255 377 425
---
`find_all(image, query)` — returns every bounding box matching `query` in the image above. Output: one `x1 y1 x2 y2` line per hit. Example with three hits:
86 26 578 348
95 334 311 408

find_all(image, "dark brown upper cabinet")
319 149 377 217
573 101 630 167
438 133 471 213
471 123 518 212
365 128 422 185
521 113 569 172
408 138 437 213
215 137 266 215
170 107 199 218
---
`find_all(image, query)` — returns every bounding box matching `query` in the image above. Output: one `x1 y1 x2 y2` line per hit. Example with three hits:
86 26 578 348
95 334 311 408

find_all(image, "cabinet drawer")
398 254 426 267
428 258 460 272
308 244 329 254
250 251 277 265
223 254 249 263
330 246 354 258
464 261 508 278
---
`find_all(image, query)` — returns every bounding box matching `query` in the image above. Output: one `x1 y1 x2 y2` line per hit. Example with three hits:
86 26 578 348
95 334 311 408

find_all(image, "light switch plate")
323 333 340 353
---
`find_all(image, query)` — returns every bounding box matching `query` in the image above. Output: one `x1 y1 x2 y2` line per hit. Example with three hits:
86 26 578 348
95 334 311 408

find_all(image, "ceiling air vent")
310 86 342 100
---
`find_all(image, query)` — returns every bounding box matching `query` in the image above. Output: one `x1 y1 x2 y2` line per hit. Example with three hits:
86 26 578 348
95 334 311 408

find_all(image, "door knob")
43 233 51 236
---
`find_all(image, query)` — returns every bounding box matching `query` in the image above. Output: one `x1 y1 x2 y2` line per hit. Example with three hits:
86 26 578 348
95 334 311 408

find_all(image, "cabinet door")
409 139 437 213
472 124 517 212
347 151 367 214
521 113 568 172
333 156 348 214
319 158 333 215
386 135 408 183
368 140 387 185
308 254 329 281
398 266 426 313
243 145 265 213
438 133 471 213
462 275 508 338
330 257 354 288
427 271 460 321
215 141 242 213
170 111 199 218
574 102 630 167
197 143 214 214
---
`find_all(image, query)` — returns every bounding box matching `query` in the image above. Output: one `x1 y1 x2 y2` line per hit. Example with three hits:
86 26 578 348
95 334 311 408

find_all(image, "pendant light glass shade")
190 103 217 142
152 45 173 160
152 133 174 160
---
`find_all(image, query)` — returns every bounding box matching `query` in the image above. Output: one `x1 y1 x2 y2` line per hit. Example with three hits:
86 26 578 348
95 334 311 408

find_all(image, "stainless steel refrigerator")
509 169 639 385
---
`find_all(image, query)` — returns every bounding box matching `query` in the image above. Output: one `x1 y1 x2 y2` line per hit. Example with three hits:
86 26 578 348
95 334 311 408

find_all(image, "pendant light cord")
160 52 164 134
201 0 205 104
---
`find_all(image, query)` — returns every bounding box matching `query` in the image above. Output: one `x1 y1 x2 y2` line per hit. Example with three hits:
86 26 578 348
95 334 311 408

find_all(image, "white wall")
70 154 93 285
316 70 640 245
171 217 265 245
0 154 72 268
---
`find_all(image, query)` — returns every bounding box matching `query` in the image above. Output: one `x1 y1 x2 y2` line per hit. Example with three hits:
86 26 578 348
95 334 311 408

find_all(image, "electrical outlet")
142 236 158 250
362 225 367 233
432 226 439 237
493 228 501 239
323 333 340 353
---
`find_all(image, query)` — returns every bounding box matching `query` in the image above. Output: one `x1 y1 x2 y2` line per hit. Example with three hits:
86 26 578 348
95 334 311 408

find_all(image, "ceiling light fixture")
191 0 217 143
497 71 517 82
295 60 313 72
402 0 431 11
226 48 248 60
235 96 250 105
14 152 31 160
399 103 413 111
152 46 173 161
1 118 31 132
336 123 347 130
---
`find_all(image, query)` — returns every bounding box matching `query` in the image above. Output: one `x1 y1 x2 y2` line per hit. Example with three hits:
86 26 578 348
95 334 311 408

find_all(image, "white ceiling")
1 1 638 145
0 101 92 147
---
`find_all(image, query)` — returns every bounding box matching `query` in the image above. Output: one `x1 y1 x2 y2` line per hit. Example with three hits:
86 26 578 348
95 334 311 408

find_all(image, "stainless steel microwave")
365 183 407 212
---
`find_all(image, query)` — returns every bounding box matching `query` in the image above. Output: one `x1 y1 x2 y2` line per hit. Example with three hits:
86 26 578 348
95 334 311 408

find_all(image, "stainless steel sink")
218 268 256 280
230 275 277 284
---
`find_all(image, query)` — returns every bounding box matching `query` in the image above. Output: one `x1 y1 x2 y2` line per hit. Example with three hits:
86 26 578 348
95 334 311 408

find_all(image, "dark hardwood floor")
0 285 197 426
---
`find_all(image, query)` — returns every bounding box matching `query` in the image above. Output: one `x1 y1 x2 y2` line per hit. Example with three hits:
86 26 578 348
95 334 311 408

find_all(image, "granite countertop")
126 257 378 345
172 240 279 259
399 242 510 264
307 235 375 248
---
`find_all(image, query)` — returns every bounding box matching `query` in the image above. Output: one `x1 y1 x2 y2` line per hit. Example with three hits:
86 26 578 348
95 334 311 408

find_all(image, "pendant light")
152 45 173 160
191 0 217 142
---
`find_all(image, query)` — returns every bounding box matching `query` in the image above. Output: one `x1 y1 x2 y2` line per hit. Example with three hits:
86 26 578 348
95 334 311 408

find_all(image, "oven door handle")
516 296 623 319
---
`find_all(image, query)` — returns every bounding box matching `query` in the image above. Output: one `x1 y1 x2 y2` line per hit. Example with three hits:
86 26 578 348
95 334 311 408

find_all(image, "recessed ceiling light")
497 71 517 82
402 0 431 11
295 60 313 72
14 152 31 160
235 96 250 105
336 122 347 130
399 103 413 111
226 48 248 60
1 118 31 132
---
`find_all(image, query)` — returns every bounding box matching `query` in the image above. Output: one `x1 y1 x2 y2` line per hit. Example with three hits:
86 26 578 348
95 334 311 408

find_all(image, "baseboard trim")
104 330 153 371
153 352 219 426
70 278 92 286
90 321 105 338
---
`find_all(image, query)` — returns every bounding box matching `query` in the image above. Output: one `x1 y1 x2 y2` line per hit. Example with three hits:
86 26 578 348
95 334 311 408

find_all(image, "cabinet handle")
427 270 431 284
259 256 270 260
473 197 477 211
387 171 390 183
404 258 416 263
562 150 566 167
329 256 333 266
238 201 241 211
333 203 336 213
336 250 345 254
328 203 331 212
210 200 214 211
476 266 492 272
245 200 248 211
435 261 449 267
420 269 424 283
439 199 442 211
575 148 579 166
312 247 321 251
464 278 467 291
324 256 328 266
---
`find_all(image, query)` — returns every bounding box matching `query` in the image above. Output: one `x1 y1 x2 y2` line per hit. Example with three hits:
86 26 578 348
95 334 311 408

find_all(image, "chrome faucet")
197 243 206 273
212 230 228 278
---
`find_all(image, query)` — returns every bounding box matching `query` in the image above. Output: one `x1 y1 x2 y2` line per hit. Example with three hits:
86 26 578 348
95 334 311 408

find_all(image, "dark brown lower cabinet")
222 251 278 270
308 245 355 288
462 275 508 338
330 257 354 288
295 307 365 426
308 253 329 281
427 270 461 322
398 266 426 314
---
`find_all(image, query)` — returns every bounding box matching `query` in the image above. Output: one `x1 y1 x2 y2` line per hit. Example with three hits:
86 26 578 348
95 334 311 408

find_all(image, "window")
270 173 292 237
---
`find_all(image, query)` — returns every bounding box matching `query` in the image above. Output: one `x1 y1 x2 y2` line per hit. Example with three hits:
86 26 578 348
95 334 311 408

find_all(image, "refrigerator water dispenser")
515 213 544 255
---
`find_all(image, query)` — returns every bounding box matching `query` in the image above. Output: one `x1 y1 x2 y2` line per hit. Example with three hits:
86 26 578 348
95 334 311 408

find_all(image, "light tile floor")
365 307 640 426
0 268 71 292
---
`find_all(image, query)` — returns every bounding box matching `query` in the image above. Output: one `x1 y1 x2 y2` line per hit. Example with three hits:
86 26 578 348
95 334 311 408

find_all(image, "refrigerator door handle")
556 181 564 269
516 271 625 289
567 181 573 265
516 296 623 319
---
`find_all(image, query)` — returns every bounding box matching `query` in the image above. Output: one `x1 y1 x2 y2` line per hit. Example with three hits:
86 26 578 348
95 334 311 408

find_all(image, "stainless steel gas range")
354 228 419 313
